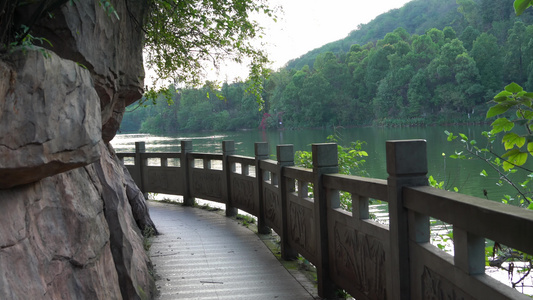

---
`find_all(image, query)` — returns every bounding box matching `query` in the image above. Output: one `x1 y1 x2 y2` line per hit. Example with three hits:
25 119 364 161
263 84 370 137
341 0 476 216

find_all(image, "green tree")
471 33 503 95
459 25 480 51
443 26 457 41
363 45 394 101
456 0 481 28
407 69 431 117
409 34 439 69
504 21 531 85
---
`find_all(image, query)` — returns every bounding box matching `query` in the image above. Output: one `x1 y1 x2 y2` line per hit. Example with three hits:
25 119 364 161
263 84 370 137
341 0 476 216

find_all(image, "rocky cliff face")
0 0 155 299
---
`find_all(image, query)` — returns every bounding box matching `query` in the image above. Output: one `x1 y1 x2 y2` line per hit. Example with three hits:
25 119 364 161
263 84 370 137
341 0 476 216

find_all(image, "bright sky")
207 0 413 83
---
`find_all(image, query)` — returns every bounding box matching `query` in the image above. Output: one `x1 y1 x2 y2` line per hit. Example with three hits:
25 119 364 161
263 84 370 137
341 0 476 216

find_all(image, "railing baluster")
298 180 308 198
454 226 485 275
352 194 370 220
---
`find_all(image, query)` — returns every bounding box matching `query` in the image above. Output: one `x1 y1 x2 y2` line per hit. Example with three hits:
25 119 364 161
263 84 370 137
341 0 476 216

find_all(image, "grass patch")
194 202 222 212
235 214 256 227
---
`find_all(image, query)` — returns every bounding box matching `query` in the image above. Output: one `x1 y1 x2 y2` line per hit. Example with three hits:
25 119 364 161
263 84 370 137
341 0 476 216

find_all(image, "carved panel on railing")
146 168 169 189
333 221 386 299
421 266 473 300
191 170 223 201
264 186 282 232
232 177 256 215
288 201 316 257
142 167 182 194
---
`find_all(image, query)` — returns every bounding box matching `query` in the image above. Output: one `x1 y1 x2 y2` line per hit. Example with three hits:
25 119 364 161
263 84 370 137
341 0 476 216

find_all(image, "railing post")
277 144 298 260
386 140 428 300
181 140 195 206
255 142 271 234
312 143 338 299
134 142 146 194
223 141 238 217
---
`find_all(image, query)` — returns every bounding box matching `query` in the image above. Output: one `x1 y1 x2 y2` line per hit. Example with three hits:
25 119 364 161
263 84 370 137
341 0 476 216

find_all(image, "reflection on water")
112 133 231 153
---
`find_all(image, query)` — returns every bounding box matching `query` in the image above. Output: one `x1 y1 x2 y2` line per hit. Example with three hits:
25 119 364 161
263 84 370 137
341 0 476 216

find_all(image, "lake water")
111 124 531 204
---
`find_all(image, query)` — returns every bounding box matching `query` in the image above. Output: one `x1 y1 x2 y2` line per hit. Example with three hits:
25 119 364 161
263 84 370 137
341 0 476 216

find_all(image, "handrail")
284 166 313 183
324 173 388 201
227 155 255 164
405 185 533 254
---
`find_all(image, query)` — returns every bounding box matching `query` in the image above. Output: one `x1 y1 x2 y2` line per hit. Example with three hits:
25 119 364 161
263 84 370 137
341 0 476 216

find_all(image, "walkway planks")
148 201 316 300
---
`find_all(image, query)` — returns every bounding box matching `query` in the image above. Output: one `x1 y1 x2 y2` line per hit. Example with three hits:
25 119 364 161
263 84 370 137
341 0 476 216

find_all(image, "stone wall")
0 0 156 299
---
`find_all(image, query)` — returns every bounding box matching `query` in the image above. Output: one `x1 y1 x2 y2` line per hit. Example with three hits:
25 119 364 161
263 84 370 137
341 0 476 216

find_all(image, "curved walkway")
148 201 316 300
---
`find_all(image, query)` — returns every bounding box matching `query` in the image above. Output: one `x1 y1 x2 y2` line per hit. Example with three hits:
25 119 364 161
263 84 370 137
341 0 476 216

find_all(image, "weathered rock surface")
0 0 157 299
0 48 101 189
0 47 155 298
0 165 122 300
30 0 148 142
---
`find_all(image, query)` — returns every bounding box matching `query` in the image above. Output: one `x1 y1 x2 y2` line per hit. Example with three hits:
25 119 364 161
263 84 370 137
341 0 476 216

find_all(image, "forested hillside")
285 0 461 70
122 0 533 133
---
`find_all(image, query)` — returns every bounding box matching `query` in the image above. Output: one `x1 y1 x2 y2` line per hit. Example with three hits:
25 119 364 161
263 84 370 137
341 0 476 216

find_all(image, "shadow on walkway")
148 201 317 300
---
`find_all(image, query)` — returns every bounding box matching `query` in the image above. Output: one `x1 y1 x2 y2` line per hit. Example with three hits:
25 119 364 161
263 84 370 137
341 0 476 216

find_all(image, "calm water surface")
111 125 531 204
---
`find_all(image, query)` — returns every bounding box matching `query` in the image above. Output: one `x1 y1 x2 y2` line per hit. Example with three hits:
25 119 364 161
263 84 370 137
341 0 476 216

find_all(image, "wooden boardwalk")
148 201 317 300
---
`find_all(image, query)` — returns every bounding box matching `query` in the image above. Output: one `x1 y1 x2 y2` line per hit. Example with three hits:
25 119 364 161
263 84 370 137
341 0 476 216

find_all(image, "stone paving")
148 201 317 300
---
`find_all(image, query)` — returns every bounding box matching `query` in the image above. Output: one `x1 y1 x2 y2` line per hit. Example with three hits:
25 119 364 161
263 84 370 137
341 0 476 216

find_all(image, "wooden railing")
117 140 533 300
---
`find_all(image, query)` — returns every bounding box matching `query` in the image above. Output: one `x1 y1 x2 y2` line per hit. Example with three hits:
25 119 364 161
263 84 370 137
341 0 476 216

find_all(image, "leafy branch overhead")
144 0 276 104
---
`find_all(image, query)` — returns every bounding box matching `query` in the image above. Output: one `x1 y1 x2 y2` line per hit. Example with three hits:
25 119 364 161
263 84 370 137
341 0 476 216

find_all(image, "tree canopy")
143 0 276 99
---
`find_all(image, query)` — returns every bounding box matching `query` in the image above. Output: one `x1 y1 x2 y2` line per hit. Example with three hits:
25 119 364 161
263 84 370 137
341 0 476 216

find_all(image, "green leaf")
515 0 533 15
486 104 511 118
446 131 457 141
495 90 513 98
528 142 533 156
480 170 488 177
490 118 514 134
505 82 524 93
493 96 508 103
523 111 533 119
502 149 528 170
502 132 526 150
459 133 468 141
